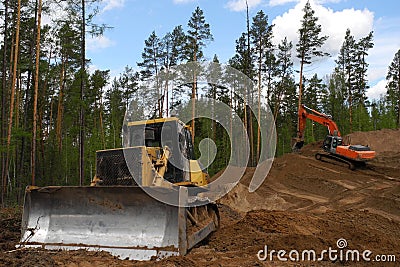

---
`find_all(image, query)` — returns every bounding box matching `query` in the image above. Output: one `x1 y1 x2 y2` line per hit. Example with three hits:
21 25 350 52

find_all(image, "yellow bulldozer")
19 117 219 260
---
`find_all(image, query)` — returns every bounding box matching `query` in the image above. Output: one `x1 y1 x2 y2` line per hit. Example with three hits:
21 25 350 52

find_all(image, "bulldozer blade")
19 186 189 260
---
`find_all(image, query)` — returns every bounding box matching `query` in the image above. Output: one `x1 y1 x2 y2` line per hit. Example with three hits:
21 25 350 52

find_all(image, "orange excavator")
293 104 375 170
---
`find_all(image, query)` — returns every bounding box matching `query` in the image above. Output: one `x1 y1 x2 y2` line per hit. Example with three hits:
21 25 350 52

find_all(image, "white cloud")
87 35 115 51
270 0 399 102
272 0 374 58
102 0 125 12
226 0 263 12
269 0 297 7
367 79 387 100
271 0 374 81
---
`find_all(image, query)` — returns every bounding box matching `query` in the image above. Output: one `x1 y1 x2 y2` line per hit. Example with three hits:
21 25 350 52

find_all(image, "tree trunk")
256 42 262 163
273 90 283 122
32 0 42 186
56 59 65 152
1 0 9 203
348 68 353 133
165 65 170 117
212 85 216 142
3 0 21 205
44 47 53 138
191 47 197 140
397 60 400 128
49 96 54 137
79 0 86 186
246 0 254 166
297 51 305 137
99 92 105 149
152 45 161 118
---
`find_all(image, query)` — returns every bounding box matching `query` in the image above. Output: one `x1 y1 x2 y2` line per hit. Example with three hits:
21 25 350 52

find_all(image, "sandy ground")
1 130 399 266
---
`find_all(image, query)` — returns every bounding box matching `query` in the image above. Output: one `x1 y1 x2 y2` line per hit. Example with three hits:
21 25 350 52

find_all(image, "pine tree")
1 0 10 199
159 26 187 116
386 49 400 127
105 67 138 148
296 0 329 137
138 31 162 78
303 73 327 110
335 29 374 132
186 6 213 138
250 10 274 161
185 7 213 62
335 29 356 132
166 26 187 114
354 31 374 104
303 74 328 141
2 0 21 205
273 37 294 121
32 0 43 185
250 10 274 100
137 31 163 117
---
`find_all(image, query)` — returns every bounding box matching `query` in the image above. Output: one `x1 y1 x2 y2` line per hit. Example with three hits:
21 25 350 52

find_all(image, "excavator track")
315 152 365 170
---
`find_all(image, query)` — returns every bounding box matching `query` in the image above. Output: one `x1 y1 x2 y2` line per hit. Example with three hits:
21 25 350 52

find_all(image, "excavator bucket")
19 186 190 260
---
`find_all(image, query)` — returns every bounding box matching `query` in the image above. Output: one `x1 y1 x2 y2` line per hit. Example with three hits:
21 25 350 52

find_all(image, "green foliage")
335 29 374 131
250 10 275 99
386 49 400 127
1 3 398 207
137 31 162 78
296 1 329 64
185 6 213 62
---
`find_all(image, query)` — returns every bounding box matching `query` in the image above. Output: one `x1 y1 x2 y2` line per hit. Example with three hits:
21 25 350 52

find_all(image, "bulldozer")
293 105 376 170
19 117 219 260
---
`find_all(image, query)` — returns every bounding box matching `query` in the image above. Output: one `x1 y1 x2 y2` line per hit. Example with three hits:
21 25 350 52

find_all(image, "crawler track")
314 152 366 170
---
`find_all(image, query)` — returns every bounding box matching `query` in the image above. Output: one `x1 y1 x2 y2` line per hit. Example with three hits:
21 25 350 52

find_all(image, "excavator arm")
293 105 341 150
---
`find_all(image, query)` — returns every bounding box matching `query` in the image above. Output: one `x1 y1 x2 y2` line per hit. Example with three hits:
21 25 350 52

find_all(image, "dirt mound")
222 149 400 218
344 129 400 168
0 208 21 253
345 128 400 154
196 209 399 266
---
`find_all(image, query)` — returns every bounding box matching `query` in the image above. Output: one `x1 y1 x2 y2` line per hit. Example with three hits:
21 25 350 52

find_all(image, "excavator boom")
294 105 340 150
298 105 341 138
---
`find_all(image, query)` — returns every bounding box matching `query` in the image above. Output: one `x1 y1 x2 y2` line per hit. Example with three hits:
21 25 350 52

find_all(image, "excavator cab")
322 135 343 154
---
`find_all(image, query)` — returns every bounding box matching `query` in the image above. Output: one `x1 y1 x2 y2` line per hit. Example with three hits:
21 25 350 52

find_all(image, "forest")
0 0 399 206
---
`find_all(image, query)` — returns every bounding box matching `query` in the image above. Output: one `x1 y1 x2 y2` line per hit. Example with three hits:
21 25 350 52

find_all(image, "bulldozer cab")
125 117 194 184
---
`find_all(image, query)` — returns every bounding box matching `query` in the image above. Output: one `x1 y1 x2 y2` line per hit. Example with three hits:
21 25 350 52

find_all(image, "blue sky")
84 0 400 100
